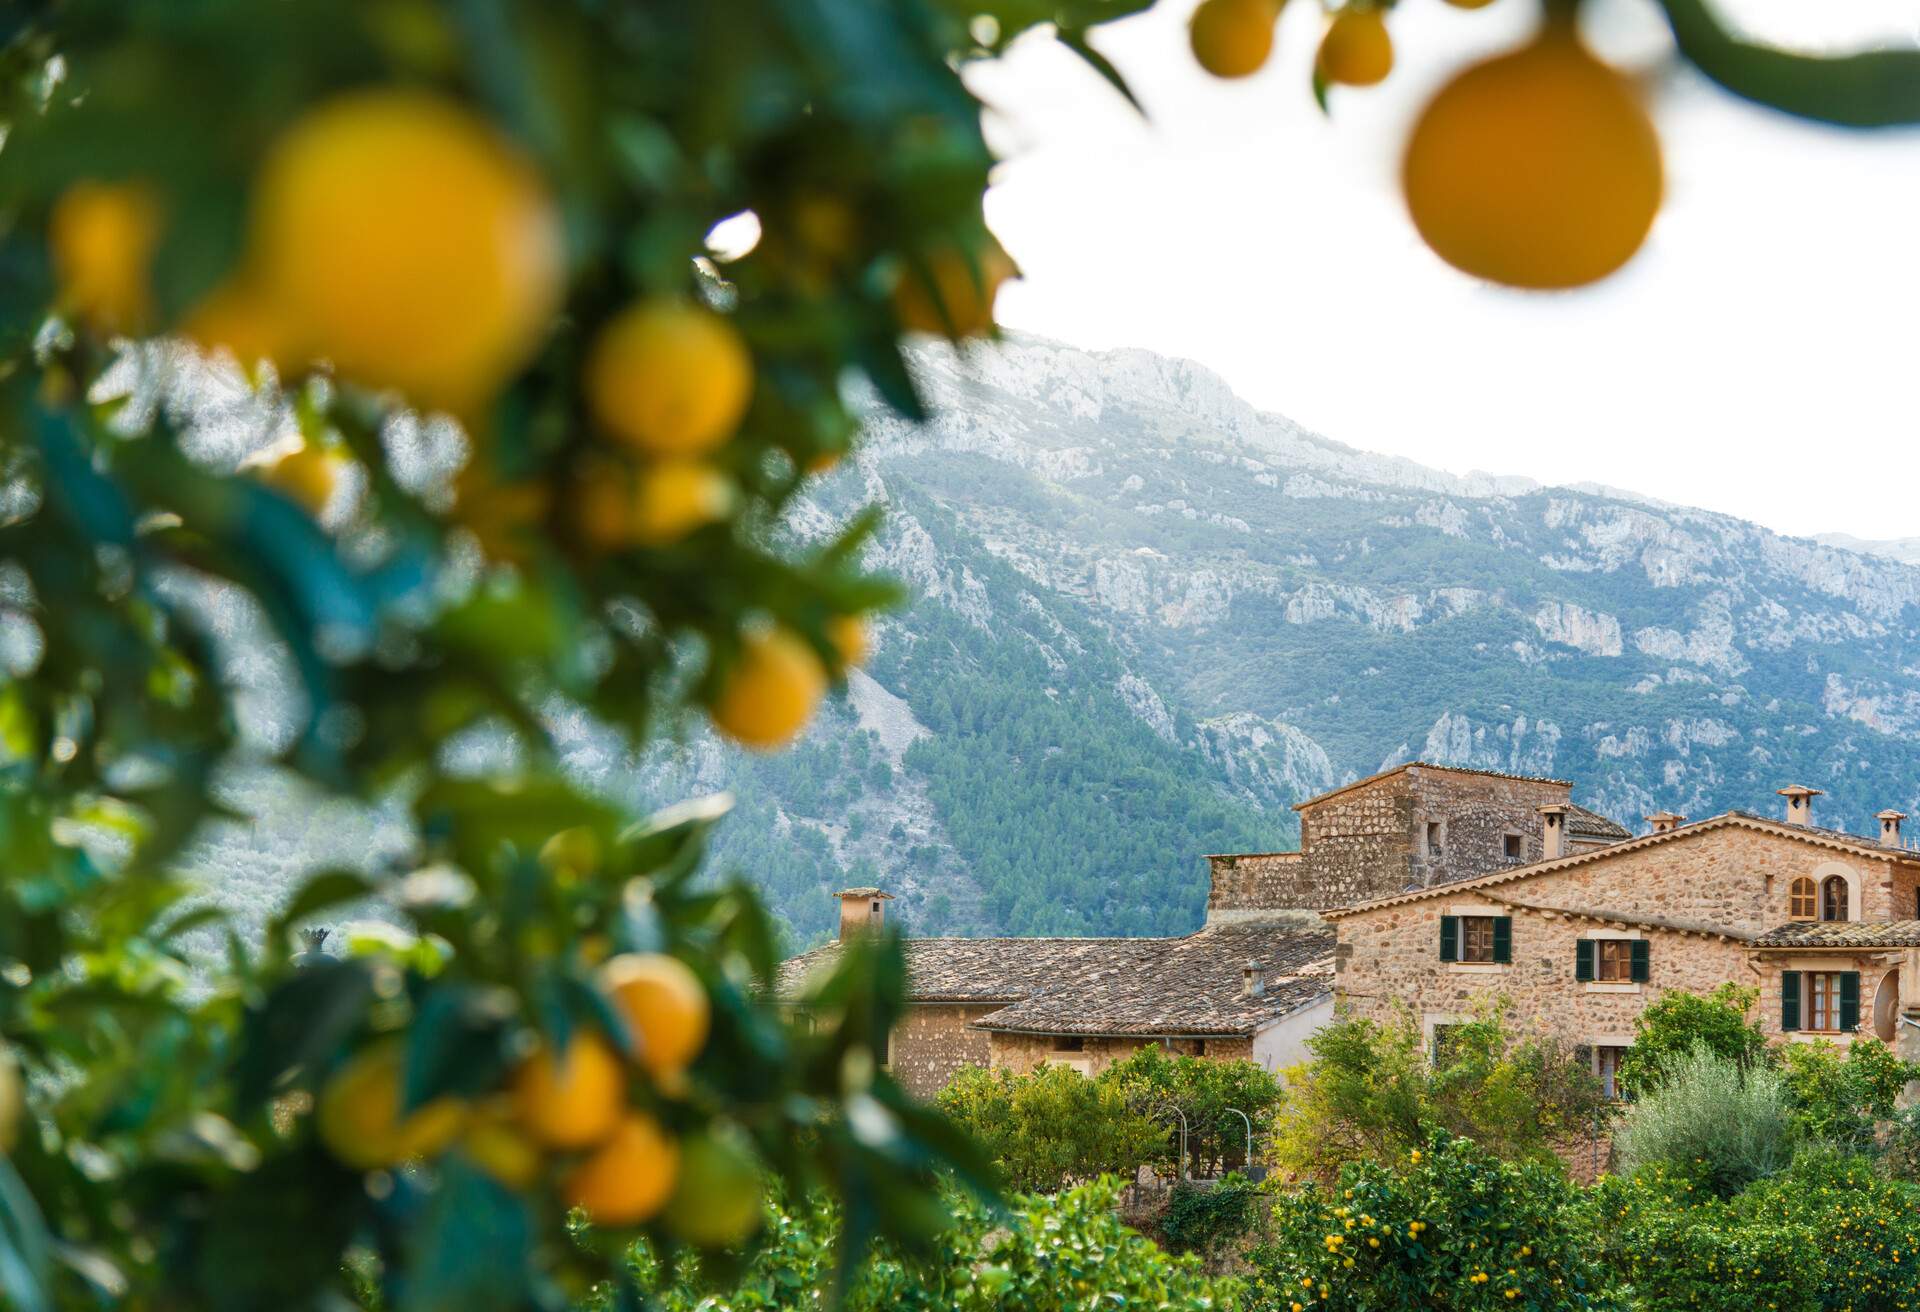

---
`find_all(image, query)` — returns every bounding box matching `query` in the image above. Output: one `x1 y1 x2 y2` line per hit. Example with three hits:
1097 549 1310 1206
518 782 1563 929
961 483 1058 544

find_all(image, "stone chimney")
1645 811 1685 835
1778 785 1822 828
836 887 892 941
1538 804 1570 860
1242 960 1264 998
1878 810 1908 849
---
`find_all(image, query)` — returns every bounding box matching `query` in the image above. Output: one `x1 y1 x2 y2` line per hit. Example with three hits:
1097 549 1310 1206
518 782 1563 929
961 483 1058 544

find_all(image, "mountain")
615 335 1920 948
1814 533 1920 568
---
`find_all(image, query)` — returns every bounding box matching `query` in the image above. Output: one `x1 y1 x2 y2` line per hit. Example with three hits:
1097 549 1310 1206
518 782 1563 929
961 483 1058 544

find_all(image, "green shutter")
1439 916 1459 963
1781 971 1801 1031
1630 939 1651 983
1840 972 1861 1031
1575 939 1594 982
1492 917 1512 964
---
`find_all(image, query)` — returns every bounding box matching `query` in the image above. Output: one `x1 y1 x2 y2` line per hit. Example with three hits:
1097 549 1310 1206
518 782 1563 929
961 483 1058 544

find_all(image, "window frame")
1460 915 1497 964
1789 876 1817 921
1503 832 1524 861
1821 875 1850 923
1785 969 1860 1034
1596 939 1633 983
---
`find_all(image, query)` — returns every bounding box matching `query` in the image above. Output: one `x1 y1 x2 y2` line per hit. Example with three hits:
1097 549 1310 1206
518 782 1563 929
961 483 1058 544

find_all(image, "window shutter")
1439 916 1459 963
1492 917 1512 964
1630 939 1651 983
1840 972 1861 1031
1781 971 1801 1032
1575 939 1594 982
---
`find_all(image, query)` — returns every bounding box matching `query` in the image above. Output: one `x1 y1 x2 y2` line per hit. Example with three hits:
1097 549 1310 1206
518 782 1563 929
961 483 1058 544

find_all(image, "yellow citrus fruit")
257 441 354 518
181 276 295 375
585 301 753 457
1317 9 1393 87
709 627 827 751
632 461 734 545
538 826 602 880
452 463 552 564
1401 24 1662 289
50 181 161 335
511 1032 625 1150
252 90 563 407
460 1101 544 1190
0 1041 22 1154
599 953 710 1081
893 242 1014 339
664 1126 764 1248
1189 0 1280 80
316 1039 468 1170
826 615 870 670
1443 0 1498 8
560 1112 680 1227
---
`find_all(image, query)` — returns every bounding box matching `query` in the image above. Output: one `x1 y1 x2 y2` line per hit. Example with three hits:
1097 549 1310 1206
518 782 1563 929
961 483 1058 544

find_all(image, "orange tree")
0 1 1165 1308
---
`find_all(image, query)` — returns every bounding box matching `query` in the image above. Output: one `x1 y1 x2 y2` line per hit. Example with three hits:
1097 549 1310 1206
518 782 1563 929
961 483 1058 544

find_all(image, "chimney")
1645 811 1685 834
836 887 893 941
1777 785 1822 828
1242 960 1264 998
1878 810 1908 849
1537 804 1569 860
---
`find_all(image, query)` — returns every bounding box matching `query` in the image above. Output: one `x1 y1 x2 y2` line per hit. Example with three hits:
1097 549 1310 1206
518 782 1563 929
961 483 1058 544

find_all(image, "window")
1503 833 1524 861
1054 1036 1085 1053
1821 875 1850 922
1431 1024 1464 1065
1575 938 1649 983
1440 915 1511 964
1782 969 1860 1033
1424 821 1445 858
1593 1045 1630 1100
1789 877 1816 920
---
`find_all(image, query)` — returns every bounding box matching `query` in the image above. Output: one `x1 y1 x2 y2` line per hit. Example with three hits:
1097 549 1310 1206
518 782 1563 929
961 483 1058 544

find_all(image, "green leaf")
234 959 379 1110
397 1159 534 1312
1057 27 1143 115
1659 0 1920 127
403 984 516 1111
268 870 377 946
0 1154 51 1312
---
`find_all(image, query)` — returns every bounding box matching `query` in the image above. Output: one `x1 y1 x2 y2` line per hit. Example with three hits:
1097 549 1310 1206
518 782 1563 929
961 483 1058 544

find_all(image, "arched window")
1790 877 1817 920
1821 875 1850 922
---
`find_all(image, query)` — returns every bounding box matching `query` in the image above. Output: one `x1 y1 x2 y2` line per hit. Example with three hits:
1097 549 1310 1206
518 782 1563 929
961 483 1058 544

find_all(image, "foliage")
934 1063 1165 1194
1246 1132 1619 1312
1269 1008 1608 1180
1614 985 1769 1100
1162 1174 1264 1256
1776 1037 1920 1152
621 1178 1239 1312
1098 1045 1285 1177
1612 1045 1794 1197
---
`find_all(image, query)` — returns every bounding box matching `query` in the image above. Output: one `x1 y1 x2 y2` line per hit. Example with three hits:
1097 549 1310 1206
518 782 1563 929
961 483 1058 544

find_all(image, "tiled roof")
1753 920 1920 949
1565 804 1631 841
1293 761 1572 811
777 920 1335 1038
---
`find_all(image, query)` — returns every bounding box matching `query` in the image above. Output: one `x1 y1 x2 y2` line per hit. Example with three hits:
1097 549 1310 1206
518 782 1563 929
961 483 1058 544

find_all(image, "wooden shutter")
1575 939 1594 982
1439 916 1459 962
1840 972 1861 1031
1630 939 1651 983
1781 971 1801 1031
1492 917 1512 964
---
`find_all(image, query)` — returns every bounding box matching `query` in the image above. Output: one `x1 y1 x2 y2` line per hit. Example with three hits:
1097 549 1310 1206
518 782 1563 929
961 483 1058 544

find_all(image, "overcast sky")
970 0 1920 542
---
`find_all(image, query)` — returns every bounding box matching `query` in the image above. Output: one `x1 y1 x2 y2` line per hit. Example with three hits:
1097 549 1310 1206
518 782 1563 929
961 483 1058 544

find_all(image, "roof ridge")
1292 760 1573 812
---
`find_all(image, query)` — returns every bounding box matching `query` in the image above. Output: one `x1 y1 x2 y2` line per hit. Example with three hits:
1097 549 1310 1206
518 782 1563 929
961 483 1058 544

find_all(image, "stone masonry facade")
886 1004 997 1099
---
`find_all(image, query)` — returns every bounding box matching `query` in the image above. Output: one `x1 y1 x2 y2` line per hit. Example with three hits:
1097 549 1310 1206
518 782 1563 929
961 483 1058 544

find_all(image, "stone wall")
886 1003 997 1099
986 1031 1253 1079
1207 852 1309 916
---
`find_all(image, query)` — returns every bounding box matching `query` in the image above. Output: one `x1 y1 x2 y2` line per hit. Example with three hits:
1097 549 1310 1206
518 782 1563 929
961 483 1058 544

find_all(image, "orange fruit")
257 441 354 518
599 953 710 1081
825 615 870 670
0 1041 21 1154
1189 0 1280 80
49 181 161 334
452 463 552 564
181 276 295 376
316 1039 468 1170
663 1126 763 1247
1317 9 1393 87
560 1112 679 1227
579 458 735 549
510 1033 625 1150
252 90 563 407
709 627 827 751
1402 23 1662 289
893 241 1014 339
460 1101 544 1190
585 301 753 457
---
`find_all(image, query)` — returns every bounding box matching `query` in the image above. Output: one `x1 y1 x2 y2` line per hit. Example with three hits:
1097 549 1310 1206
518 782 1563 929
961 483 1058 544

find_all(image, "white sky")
971 0 1920 541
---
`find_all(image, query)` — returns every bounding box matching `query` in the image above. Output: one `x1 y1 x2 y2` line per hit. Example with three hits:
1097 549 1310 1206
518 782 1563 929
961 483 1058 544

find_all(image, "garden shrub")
1614 984 1769 1099
1099 1045 1285 1176
1163 1174 1264 1254
1247 1132 1618 1311
1776 1038 1920 1151
936 1063 1167 1193
1612 1045 1792 1196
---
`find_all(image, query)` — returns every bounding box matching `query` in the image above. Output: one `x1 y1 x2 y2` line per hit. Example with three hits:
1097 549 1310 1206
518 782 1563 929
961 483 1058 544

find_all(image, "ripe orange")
1189 0 1280 80
560 1112 679 1227
252 90 563 408
709 627 827 751
181 276 295 376
452 464 552 564
510 1032 626 1150
893 242 1014 339
460 1101 544 1190
316 1039 468 1170
1317 9 1393 87
257 441 354 518
585 302 753 457
599 953 710 1081
664 1126 763 1247
1401 23 1662 289
825 615 870 670
50 181 161 334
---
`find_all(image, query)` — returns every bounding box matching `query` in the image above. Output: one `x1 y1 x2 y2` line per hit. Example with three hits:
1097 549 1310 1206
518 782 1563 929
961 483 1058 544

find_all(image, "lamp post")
1224 1106 1254 1177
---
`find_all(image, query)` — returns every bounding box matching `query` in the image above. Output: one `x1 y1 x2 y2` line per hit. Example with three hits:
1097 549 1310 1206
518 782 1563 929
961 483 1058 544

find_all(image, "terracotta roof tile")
1753 920 1920 949
1565 804 1631 841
